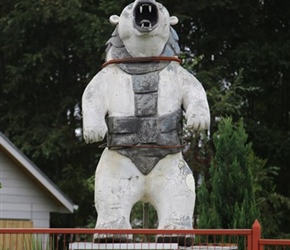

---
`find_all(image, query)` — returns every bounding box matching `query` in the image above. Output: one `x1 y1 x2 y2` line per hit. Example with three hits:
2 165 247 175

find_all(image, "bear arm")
181 71 210 131
82 74 108 143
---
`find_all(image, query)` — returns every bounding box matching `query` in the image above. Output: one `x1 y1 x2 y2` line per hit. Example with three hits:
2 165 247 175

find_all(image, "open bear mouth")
134 2 158 31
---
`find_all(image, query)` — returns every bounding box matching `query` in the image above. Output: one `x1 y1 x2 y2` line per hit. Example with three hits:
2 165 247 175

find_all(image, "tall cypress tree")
198 118 259 229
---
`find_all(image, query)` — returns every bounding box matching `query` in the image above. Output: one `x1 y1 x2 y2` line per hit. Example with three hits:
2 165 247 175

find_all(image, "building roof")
0 132 76 213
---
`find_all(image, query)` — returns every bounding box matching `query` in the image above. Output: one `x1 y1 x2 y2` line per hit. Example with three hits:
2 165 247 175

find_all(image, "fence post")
252 220 261 250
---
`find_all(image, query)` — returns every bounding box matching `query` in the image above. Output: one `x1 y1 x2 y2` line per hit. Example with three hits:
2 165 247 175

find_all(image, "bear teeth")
139 4 152 14
135 3 157 30
140 21 152 29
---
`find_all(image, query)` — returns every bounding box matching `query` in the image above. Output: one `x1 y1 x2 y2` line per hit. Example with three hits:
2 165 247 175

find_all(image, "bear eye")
134 2 158 30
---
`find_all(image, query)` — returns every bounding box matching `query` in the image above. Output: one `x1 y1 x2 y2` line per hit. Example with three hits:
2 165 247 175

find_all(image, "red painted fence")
0 220 289 250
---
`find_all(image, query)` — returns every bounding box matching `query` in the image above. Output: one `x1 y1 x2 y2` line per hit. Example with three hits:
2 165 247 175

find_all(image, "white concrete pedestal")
69 243 238 250
69 243 179 250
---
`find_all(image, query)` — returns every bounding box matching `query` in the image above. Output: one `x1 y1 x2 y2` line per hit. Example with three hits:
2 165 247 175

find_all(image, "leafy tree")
0 0 109 226
249 151 290 238
175 0 290 234
198 118 259 229
197 118 290 237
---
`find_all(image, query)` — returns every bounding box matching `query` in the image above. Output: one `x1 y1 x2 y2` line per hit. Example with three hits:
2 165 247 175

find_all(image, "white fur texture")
82 0 210 232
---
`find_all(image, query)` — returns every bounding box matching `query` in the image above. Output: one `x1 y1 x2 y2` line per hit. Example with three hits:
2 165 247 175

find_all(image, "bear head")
106 0 180 59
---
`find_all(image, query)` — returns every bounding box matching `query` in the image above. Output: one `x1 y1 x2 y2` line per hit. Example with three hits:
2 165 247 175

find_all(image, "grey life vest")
106 63 183 175
105 26 183 175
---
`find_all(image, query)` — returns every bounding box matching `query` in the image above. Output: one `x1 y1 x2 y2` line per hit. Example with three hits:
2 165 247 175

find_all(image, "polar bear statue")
82 0 210 245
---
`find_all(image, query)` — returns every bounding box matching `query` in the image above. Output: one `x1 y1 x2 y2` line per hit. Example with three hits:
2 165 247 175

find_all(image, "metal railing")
259 239 290 250
0 220 289 250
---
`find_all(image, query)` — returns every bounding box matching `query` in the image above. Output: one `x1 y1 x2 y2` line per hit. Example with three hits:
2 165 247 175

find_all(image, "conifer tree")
198 118 259 229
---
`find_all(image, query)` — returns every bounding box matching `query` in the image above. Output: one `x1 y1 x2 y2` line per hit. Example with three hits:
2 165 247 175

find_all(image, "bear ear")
170 16 179 26
109 15 120 25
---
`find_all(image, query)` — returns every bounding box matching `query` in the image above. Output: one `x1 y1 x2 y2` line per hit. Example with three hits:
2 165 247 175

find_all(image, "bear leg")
146 153 195 246
93 149 145 241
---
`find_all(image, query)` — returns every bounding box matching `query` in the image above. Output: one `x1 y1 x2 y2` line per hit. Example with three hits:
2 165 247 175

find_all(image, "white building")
0 132 76 228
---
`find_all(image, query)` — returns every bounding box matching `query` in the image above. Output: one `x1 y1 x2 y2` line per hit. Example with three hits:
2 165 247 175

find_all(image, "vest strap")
102 56 181 68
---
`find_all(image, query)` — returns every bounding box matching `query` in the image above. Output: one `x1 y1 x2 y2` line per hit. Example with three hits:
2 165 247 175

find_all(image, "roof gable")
0 132 76 213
